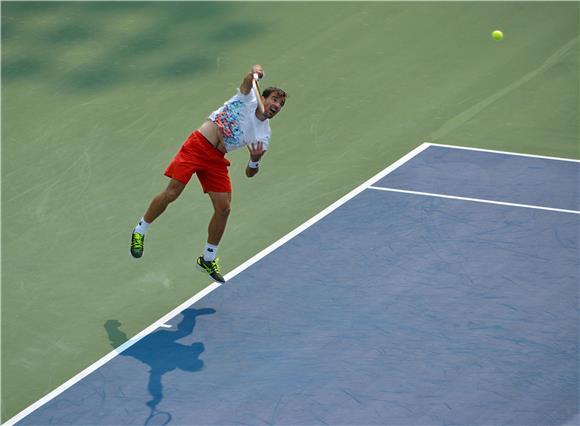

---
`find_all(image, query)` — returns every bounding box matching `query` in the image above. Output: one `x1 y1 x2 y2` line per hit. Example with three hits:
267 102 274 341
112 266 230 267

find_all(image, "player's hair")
262 87 288 100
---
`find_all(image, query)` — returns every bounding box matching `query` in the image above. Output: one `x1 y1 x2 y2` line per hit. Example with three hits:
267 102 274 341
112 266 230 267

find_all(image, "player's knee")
215 202 231 217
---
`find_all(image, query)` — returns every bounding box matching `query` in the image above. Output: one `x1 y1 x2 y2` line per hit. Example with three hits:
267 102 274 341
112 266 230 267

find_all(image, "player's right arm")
240 64 264 95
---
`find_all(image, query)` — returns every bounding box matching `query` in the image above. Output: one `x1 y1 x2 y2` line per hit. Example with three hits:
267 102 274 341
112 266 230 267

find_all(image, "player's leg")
206 191 232 246
143 179 186 224
195 191 231 283
191 136 231 283
130 130 201 259
130 179 186 259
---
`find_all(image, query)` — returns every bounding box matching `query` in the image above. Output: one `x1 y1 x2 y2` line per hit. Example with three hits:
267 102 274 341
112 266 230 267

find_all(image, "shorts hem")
163 172 190 185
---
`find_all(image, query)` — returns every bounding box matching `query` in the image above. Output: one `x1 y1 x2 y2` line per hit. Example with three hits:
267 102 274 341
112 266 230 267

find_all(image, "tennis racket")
252 72 265 114
145 406 172 426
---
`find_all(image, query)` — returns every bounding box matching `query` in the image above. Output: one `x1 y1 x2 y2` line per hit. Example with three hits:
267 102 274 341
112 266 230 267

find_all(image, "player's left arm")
246 142 266 178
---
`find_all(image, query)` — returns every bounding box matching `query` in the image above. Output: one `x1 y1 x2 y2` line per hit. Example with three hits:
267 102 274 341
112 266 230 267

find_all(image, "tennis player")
130 64 287 283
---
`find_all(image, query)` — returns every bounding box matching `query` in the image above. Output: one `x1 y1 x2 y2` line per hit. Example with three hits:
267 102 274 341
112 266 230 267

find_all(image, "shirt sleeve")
234 88 257 105
209 88 257 122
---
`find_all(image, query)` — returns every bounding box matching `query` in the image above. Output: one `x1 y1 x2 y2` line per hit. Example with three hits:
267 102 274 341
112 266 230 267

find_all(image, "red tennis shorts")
164 131 232 193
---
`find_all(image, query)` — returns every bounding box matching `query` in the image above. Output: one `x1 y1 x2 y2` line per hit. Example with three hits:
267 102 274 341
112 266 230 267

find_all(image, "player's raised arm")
240 64 264 95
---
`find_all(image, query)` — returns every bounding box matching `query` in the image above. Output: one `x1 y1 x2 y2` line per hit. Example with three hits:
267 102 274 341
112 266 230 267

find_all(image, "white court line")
427 142 580 163
4 143 432 426
368 186 580 215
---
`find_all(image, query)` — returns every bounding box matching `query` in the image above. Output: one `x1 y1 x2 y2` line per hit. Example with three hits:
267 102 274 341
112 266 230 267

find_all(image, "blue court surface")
9 144 579 425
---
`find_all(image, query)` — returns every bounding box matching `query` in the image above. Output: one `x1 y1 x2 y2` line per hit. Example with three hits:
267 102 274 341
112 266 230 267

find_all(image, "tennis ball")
492 30 504 41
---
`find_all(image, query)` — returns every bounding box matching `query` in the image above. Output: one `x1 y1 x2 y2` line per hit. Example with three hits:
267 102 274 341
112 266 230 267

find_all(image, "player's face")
262 92 286 119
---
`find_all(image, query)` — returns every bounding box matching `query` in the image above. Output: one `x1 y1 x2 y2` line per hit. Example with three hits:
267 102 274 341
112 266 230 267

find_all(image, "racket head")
145 410 172 426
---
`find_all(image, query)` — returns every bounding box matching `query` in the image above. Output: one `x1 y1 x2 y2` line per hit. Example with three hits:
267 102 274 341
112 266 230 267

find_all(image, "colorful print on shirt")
212 100 243 144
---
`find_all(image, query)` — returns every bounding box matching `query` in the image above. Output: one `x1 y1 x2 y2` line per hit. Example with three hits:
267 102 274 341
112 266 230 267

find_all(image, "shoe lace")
208 258 220 273
132 233 143 249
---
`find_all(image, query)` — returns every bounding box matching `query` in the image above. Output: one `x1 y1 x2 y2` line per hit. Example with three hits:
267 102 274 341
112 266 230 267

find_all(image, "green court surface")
1 1 578 422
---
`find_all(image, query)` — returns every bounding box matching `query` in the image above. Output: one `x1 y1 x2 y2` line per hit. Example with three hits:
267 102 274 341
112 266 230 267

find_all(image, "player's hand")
248 142 265 161
251 64 264 80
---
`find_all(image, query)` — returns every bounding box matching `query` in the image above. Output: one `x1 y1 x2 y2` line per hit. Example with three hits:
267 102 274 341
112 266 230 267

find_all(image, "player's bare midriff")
198 120 227 154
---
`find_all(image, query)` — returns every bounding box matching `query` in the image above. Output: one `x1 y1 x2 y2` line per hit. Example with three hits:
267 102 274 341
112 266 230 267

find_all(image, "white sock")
203 243 218 262
134 217 150 235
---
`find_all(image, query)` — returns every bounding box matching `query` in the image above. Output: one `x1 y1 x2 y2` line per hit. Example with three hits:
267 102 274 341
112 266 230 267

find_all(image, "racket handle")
253 72 261 81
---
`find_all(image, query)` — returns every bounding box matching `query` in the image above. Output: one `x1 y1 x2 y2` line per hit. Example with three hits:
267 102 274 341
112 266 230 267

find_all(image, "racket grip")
252 72 261 81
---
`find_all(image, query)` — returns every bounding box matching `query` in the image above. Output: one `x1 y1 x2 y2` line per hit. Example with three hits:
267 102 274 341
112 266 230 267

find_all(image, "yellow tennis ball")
492 30 504 41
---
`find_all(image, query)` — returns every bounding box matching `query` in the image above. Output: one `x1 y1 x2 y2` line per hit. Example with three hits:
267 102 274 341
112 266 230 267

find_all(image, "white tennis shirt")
209 89 271 153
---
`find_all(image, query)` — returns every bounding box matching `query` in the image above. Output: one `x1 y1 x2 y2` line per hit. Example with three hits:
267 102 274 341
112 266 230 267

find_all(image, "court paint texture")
8 144 579 425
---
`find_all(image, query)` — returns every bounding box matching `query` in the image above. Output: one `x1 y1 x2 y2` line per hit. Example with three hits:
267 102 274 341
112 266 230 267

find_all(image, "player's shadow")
104 308 216 423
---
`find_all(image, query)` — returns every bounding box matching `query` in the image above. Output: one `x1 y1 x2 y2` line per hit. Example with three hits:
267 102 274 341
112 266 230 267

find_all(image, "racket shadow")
104 308 216 425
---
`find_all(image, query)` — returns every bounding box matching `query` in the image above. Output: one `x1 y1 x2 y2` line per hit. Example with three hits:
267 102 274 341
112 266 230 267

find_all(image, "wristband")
248 160 260 169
